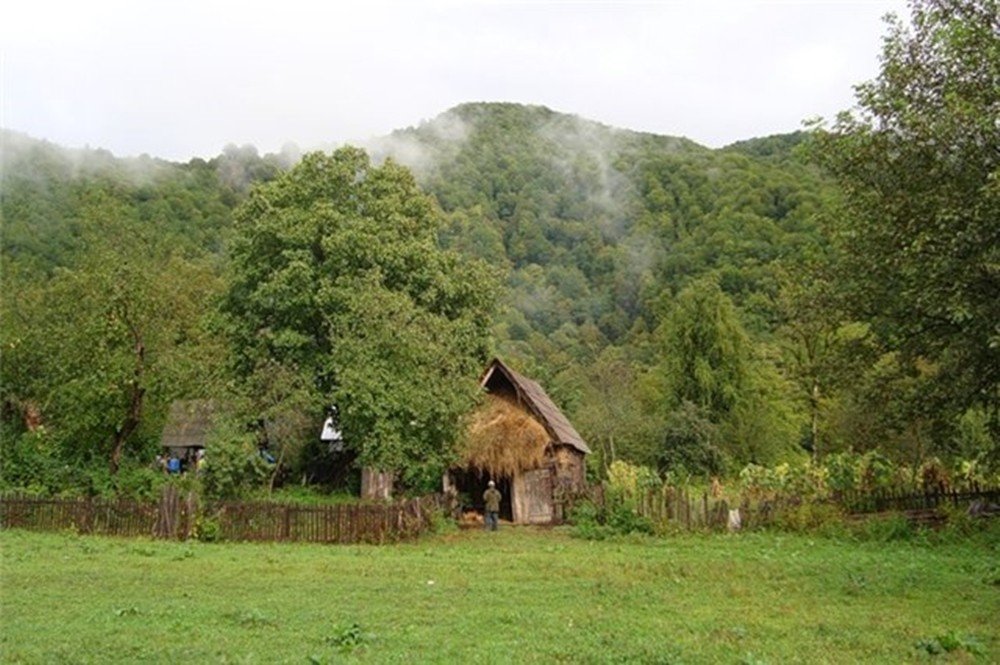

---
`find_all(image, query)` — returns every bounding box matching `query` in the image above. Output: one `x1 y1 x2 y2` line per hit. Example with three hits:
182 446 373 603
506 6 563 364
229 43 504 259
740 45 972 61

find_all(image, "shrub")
918 456 950 492
738 463 772 500
193 513 222 543
785 461 830 500
111 465 168 501
952 458 998 489
606 503 654 535
567 496 653 539
856 451 895 492
568 499 611 540
738 461 831 502
824 452 858 493
606 460 660 503
201 418 269 500
773 502 844 534
852 513 914 542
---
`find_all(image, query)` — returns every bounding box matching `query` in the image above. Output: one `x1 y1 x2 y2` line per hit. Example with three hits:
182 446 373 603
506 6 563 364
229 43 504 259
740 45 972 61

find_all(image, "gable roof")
160 400 217 449
480 358 591 455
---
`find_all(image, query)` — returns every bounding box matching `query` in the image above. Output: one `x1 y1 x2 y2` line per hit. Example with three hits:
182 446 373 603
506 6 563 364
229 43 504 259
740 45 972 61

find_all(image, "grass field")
1 526 997 664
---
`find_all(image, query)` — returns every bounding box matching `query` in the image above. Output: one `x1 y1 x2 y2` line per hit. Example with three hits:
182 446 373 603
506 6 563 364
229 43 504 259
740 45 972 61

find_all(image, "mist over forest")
2 0 998 499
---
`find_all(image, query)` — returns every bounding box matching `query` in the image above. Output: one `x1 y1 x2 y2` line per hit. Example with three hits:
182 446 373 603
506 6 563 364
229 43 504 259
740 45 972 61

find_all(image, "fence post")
81 496 94 534
183 491 197 540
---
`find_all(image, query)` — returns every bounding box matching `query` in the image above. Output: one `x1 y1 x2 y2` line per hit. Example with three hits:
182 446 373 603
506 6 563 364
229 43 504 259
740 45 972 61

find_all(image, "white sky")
1 0 907 162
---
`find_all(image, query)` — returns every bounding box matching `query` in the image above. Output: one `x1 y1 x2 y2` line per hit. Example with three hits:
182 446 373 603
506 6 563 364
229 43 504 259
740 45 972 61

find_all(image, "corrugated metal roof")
480 358 591 455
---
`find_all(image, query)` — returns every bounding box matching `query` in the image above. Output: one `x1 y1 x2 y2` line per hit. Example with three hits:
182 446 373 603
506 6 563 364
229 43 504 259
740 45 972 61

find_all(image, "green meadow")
1 527 997 664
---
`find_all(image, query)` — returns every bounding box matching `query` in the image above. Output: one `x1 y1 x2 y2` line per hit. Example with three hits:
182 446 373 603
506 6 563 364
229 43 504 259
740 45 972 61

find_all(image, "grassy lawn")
1 526 997 664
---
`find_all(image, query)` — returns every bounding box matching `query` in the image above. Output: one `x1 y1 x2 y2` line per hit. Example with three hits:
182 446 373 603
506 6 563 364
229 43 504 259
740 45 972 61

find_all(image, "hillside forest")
1 0 997 498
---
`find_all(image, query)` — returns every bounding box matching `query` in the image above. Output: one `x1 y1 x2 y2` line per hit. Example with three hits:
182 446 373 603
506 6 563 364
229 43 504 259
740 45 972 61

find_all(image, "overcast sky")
1 0 907 162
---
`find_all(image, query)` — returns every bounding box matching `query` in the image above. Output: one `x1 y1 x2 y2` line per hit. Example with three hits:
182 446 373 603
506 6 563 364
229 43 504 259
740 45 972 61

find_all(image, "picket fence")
0 488 442 544
4 486 997 539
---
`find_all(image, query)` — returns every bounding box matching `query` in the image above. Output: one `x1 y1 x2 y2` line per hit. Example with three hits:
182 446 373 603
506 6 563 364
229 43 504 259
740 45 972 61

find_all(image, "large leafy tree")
1 196 223 479
813 0 1000 431
655 278 801 472
221 148 498 486
773 259 881 458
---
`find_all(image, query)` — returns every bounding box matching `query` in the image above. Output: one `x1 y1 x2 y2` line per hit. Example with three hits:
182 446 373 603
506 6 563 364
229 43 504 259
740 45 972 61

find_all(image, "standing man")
483 480 501 531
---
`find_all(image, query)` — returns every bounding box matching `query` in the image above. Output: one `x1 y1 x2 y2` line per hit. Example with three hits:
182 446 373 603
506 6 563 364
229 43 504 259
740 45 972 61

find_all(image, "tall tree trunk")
810 379 821 461
109 339 145 476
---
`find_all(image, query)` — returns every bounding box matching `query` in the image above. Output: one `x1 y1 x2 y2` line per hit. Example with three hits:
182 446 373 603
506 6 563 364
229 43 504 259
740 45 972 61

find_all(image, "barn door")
514 468 553 524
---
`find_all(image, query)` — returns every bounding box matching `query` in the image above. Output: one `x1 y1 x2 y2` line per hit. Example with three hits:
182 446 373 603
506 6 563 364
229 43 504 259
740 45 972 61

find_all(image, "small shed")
160 400 217 470
450 358 590 524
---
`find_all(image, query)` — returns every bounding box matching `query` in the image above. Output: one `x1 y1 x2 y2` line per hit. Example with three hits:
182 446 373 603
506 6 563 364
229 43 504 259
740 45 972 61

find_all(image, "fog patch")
535 113 633 241
2 129 173 188
365 110 470 182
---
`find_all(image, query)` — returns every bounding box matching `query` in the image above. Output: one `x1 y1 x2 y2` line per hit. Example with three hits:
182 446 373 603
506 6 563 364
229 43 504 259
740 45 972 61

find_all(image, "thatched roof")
480 358 591 455
160 400 217 449
460 395 550 477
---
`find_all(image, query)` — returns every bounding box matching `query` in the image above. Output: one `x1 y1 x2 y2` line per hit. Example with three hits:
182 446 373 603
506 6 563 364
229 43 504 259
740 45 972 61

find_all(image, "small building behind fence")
160 400 217 473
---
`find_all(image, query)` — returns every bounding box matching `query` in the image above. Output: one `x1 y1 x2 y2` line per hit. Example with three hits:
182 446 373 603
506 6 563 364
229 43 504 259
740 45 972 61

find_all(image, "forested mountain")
366 104 841 472
3 106 833 356
4 8 997 501
377 103 832 342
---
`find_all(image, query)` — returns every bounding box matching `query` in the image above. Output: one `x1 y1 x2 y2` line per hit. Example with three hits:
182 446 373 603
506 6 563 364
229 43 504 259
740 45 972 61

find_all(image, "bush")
568 499 611 540
568 496 654 540
193 513 222 543
110 465 168 501
856 451 895 492
201 418 269 500
918 456 950 492
824 452 858 493
0 430 95 495
606 503 654 535
852 513 914 542
773 502 844 534
606 461 660 502
738 461 830 502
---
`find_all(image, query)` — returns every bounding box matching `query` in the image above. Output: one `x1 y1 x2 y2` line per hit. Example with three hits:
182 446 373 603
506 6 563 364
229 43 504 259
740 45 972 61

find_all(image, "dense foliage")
812 0 1000 462
220 148 497 488
2 0 996 496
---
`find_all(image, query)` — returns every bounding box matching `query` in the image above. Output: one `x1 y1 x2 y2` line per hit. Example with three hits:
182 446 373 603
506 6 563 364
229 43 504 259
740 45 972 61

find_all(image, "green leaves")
222 147 498 486
813 0 1000 431
1 195 225 480
656 278 801 472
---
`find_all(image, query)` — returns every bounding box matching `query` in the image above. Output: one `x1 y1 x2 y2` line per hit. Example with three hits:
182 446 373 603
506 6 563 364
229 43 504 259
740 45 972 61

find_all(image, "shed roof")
160 400 217 449
480 358 591 455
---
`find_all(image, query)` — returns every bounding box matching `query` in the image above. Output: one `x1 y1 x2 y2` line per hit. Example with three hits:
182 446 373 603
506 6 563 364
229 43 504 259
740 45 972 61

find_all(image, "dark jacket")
483 487 501 512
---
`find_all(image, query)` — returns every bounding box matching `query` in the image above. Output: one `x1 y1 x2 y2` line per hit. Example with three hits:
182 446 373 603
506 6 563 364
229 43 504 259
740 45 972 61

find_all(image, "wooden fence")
836 487 1000 514
0 490 442 544
203 496 439 544
583 485 1000 531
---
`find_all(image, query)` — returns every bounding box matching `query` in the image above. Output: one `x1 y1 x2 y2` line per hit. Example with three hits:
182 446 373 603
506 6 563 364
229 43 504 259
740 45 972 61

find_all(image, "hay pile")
459 396 550 477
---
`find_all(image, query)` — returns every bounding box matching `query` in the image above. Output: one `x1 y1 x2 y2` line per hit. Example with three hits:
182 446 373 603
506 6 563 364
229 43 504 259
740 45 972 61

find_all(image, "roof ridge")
481 358 591 455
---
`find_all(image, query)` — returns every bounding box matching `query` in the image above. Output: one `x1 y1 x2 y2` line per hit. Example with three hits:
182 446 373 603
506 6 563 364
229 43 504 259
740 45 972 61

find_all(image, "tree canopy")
813 0 1000 430
220 148 498 486
4 0 998 496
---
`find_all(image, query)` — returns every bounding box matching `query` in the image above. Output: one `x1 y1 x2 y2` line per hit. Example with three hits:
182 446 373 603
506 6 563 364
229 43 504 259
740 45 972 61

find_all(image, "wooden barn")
449 358 590 524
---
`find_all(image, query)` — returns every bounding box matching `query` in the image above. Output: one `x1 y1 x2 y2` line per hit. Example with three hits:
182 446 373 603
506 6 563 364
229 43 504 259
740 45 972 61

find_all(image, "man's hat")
488 480 495 486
